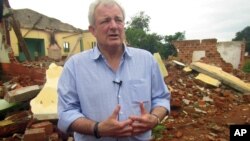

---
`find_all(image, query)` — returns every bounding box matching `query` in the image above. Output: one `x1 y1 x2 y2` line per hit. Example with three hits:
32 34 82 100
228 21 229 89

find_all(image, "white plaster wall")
192 50 206 62
217 41 242 69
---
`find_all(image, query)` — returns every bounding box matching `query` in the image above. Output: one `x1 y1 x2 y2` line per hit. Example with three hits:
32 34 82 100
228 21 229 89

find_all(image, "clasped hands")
97 102 159 138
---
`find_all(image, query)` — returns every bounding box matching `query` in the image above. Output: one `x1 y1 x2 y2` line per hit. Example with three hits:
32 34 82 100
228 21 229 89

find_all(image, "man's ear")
89 25 96 36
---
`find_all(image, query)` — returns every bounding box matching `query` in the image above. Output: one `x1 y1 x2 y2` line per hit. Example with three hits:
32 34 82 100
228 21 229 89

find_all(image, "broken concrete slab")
172 60 186 67
183 66 192 72
190 62 250 93
4 85 41 103
30 63 63 120
154 52 168 77
195 73 221 87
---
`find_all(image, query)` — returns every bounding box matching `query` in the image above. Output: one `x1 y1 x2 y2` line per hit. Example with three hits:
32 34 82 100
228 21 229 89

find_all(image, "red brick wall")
0 63 46 85
173 39 245 73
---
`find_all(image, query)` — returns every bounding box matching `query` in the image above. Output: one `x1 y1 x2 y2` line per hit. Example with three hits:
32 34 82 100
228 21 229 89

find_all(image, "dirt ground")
152 62 250 141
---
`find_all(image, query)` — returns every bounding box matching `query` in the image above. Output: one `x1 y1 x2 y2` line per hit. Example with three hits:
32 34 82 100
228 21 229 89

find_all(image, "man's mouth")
108 34 119 39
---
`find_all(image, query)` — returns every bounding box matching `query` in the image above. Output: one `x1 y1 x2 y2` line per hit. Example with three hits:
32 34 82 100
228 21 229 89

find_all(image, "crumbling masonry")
173 39 245 73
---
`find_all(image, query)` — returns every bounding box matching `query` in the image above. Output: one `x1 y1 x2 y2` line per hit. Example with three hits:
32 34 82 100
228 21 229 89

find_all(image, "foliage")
125 11 185 59
164 31 186 43
126 11 150 32
232 26 250 54
242 60 250 73
125 28 147 48
152 124 166 140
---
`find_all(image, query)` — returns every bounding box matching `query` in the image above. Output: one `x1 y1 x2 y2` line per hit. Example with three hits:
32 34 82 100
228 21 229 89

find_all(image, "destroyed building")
173 39 246 73
7 8 97 62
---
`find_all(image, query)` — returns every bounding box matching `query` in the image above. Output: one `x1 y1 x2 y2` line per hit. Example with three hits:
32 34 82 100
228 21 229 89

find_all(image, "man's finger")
110 105 121 119
139 102 147 115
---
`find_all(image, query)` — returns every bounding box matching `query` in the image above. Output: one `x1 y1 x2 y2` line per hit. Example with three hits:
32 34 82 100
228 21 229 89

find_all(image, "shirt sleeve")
57 61 85 133
151 57 171 113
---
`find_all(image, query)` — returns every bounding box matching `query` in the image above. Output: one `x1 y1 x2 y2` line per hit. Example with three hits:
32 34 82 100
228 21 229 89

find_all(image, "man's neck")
97 44 124 71
97 44 124 60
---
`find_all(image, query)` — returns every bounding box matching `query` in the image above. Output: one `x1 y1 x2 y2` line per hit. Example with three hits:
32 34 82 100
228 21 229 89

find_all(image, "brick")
23 128 46 141
31 121 53 135
242 94 250 103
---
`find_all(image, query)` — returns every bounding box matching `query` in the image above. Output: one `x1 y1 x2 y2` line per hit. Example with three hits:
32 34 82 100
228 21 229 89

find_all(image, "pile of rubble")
155 61 250 141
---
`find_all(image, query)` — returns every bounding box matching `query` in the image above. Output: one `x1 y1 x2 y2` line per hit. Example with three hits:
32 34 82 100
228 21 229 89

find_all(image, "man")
57 0 170 140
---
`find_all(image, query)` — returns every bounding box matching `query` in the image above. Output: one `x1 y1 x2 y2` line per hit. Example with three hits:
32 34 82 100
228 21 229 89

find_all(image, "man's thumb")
111 105 121 119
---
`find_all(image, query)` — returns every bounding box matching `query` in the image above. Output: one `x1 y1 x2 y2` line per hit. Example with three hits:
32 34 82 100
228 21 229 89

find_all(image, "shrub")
242 60 250 73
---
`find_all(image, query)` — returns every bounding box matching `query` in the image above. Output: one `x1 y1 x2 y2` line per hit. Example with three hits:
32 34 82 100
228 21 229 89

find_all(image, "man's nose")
109 20 118 28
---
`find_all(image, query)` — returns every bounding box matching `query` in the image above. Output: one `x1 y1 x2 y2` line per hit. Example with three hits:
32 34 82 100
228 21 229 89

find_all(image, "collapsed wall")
173 39 245 73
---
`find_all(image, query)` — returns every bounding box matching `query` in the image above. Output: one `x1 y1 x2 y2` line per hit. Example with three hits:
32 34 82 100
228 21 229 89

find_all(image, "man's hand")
98 105 134 137
129 102 158 136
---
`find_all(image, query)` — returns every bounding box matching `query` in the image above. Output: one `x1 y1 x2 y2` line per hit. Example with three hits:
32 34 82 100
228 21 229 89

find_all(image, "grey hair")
88 0 125 26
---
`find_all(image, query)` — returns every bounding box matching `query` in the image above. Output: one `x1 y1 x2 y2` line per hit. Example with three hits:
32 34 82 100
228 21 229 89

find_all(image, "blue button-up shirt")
57 45 171 141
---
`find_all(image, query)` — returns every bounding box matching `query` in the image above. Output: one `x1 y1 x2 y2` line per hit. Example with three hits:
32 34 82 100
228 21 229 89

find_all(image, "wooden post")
5 0 32 61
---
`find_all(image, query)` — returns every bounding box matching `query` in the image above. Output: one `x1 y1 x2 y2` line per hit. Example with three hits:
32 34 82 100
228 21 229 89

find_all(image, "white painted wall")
192 50 206 62
217 41 242 69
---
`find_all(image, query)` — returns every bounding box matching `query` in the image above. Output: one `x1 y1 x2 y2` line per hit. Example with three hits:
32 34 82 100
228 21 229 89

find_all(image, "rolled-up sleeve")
57 63 85 133
151 59 171 112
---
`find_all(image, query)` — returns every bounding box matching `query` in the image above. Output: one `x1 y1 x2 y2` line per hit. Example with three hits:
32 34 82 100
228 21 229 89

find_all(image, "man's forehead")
95 3 123 17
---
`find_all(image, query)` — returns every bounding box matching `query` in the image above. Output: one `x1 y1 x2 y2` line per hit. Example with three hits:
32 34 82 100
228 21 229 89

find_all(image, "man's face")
89 4 125 48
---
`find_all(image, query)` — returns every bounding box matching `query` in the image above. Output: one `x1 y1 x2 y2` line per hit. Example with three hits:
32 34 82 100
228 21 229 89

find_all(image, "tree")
163 32 186 58
125 11 156 54
164 31 186 43
126 11 150 32
232 26 250 54
125 27 146 48
125 11 185 59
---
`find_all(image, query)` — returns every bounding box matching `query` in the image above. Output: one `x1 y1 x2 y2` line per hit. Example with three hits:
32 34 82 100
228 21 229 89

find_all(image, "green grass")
152 124 166 140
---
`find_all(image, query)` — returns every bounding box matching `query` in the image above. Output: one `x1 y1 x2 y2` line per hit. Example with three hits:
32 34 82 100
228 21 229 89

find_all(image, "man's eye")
115 18 123 23
101 20 109 24
116 19 123 23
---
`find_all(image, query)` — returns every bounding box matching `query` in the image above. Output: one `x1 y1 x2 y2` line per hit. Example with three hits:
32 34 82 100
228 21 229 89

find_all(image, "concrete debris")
30 63 63 120
172 60 186 67
163 60 250 141
4 85 41 103
190 62 250 93
195 73 221 87
183 66 192 72
154 52 168 77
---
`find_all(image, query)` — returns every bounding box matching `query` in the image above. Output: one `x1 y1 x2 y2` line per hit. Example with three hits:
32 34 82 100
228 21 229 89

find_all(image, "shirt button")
120 111 123 114
118 95 121 98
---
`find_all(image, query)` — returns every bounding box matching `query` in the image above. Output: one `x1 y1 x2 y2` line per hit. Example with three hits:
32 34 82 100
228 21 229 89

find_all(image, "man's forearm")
70 117 96 135
150 106 168 123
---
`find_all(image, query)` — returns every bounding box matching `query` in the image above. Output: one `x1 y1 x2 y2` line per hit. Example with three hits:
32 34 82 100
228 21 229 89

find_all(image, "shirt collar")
90 43 132 60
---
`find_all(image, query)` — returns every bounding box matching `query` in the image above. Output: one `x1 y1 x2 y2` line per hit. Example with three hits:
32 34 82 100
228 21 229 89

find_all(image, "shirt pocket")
128 79 151 115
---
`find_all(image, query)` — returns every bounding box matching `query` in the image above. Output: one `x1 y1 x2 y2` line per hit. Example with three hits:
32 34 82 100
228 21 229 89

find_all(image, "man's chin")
108 41 123 47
